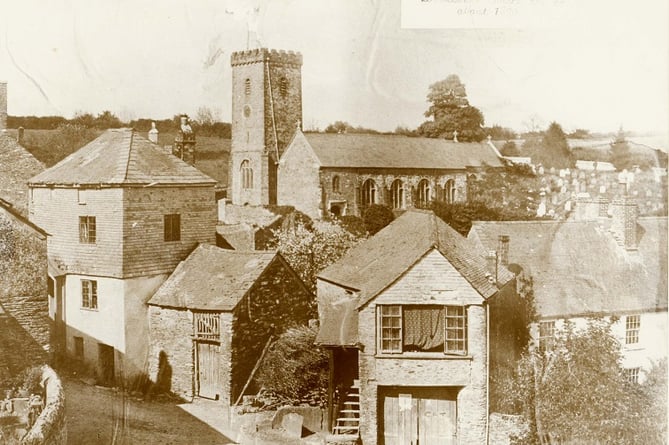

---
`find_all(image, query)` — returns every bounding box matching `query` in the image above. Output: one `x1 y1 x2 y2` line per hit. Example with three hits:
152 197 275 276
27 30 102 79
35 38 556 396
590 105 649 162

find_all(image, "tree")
504 319 666 444
484 125 517 141
418 75 486 142
362 204 394 235
324 121 352 134
94 110 123 129
521 122 574 168
270 219 363 292
501 141 521 157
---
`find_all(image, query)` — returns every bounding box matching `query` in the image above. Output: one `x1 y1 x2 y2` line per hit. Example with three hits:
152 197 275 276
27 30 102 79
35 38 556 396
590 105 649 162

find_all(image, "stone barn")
147 243 313 405
316 210 516 444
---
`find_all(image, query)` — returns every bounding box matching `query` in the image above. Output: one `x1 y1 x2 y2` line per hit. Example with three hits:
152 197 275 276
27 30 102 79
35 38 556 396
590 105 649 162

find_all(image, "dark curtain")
403 307 444 351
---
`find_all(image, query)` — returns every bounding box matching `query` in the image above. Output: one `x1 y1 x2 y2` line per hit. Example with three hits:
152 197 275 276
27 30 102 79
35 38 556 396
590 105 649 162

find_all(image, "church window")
279 77 288 97
417 179 431 208
244 78 251 95
445 179 456 204
391 179 405 209
332 176 340 193
241 160 253 190
361 179 377 207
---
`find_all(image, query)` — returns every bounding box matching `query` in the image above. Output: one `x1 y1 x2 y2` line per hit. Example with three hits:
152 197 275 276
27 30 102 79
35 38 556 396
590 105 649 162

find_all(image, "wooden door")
196 342 220 399
381 388 457 445
98 344 115 386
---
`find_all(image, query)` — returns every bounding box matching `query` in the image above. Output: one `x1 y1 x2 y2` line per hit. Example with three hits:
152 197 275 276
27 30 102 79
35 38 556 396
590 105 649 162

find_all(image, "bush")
255 326 328 403
362 204 395 235
337 215 367 237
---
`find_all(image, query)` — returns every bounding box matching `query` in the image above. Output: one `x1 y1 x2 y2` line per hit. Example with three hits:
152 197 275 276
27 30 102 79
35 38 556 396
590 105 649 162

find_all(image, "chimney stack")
148 122 159 144
17 127 24 145
610 196 638 250
0 81 7 131
497 235 510 266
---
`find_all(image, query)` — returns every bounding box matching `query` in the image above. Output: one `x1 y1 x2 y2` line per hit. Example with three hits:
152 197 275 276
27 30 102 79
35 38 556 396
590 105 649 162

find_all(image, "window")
391 179 405 209
81 279 98 310
279 77 288 97
624 367 640 384
332 175 340 193
417 179 431 208
244 78 251 95
164 214 181 242
74 336 84 359
538 321 555 353
194 312 220 341
77 189 86 204
378 305 467 355
79 216 96 244
445 179 456 204
361 179 377 207
625 315 640 344
241 160 253 190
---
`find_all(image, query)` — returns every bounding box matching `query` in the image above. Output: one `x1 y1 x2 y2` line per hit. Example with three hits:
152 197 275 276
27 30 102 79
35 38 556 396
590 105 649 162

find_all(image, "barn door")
196 342 220 399
418 397 457 445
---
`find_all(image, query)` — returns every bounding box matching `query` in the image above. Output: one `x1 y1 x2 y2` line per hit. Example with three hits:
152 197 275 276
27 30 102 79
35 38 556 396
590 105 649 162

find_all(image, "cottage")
28 128 218 383
146 244 313 404
225 48 504 221
468 198 668 382
316 210 516 444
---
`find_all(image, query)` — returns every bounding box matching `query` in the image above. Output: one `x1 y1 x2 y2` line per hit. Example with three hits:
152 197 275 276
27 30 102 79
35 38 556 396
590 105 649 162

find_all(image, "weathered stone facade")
230 48 303 206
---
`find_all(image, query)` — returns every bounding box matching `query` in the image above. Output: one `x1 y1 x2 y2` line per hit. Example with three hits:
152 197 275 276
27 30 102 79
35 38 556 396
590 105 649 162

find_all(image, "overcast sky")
1 0 667 137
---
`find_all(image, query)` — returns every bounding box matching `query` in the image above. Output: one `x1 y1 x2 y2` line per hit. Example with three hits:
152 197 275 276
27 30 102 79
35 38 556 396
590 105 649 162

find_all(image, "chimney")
17 126 24 145
610 196 638 250
0 81 7 131
148 122 159 144
486 250 498 281
497 235 510 266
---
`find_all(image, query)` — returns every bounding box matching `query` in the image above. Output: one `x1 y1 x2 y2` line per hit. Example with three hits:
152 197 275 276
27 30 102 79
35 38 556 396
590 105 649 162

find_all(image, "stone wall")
20 366 67 445
489 413 529 445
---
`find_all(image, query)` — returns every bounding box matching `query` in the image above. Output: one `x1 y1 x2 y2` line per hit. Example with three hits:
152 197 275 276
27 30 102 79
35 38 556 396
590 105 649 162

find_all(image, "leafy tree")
394 125 418 137
567 128 591 139
484 125 517 141
501 141 521 157
270 219 363 292
505 319 666 444
418 75 486 142
324 121 352 134
362 204 394 235
521 122 574 168
94 110 123 129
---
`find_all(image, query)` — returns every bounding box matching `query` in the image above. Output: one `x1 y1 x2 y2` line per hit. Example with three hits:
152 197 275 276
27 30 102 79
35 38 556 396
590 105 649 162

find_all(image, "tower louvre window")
279 77 288 97
245 78 251 95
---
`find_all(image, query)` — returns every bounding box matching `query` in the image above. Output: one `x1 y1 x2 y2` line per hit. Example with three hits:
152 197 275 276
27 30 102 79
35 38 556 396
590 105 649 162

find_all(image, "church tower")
230 48 303 206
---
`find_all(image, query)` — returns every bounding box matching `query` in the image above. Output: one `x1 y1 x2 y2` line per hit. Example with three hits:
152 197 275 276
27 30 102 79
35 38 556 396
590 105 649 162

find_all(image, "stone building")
226 48 504 219
316 210 516 444
28 128 217 383
147 244 313 404
468 199 668 383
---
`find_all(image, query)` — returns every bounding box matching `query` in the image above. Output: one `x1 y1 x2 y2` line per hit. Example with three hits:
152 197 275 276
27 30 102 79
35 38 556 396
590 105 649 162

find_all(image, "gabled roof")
319 210 513 307
147 244 278 311
0 134 44 214
29 128 216 186
468 218 668 318
299 132 504 170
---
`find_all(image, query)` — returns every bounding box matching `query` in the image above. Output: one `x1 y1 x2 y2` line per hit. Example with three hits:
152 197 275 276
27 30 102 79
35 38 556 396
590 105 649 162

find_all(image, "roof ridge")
123 128 134 181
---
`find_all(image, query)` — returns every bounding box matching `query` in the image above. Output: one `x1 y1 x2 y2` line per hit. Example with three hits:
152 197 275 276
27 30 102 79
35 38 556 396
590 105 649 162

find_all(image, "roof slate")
468 218 668 318
301 132 504 169
147 244 277 311
0 134 44 214
29 128 216 186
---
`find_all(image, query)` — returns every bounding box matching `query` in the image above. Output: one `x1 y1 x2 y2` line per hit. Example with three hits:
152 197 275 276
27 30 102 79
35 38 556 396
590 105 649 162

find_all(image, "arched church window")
361 179 377 207
417 179 431 208
391 179 405 209
241 160 253 190
245 78 251 96
445 179 456 204
332 175 340 193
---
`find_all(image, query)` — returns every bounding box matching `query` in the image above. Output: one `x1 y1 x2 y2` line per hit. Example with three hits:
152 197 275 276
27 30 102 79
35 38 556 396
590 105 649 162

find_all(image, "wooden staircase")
332 381 360 435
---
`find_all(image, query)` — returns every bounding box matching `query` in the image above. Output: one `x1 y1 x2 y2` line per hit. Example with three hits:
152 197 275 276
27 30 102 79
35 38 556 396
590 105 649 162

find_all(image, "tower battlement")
231 48 302 67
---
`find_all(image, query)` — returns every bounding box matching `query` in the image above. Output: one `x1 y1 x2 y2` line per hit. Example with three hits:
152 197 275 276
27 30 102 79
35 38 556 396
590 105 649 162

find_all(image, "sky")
0 0 667 138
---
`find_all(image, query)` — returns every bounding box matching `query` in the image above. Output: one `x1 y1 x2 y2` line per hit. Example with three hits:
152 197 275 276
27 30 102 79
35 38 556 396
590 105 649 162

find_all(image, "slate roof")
147 244 277 311
29 128 216 186
468 218 668 319
301 132 504 169
0 198 48 239
316 210 514 346
0 134 44 214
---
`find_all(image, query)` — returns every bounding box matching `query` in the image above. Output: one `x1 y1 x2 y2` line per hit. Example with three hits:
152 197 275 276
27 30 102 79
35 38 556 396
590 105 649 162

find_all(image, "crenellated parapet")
231 48 302 67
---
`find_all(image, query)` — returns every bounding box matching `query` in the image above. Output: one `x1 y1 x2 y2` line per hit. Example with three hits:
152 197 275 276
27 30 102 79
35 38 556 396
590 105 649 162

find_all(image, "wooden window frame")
81 279 98 310
79 216 96 244
194 312 221 342
445 305 467 355
378 305 402 354
624 367 640 384
625 315 640 345
164 214 181 242
538 320 555 353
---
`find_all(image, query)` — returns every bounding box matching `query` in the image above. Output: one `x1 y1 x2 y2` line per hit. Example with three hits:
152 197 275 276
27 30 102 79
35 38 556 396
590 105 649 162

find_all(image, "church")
227 48 504 219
